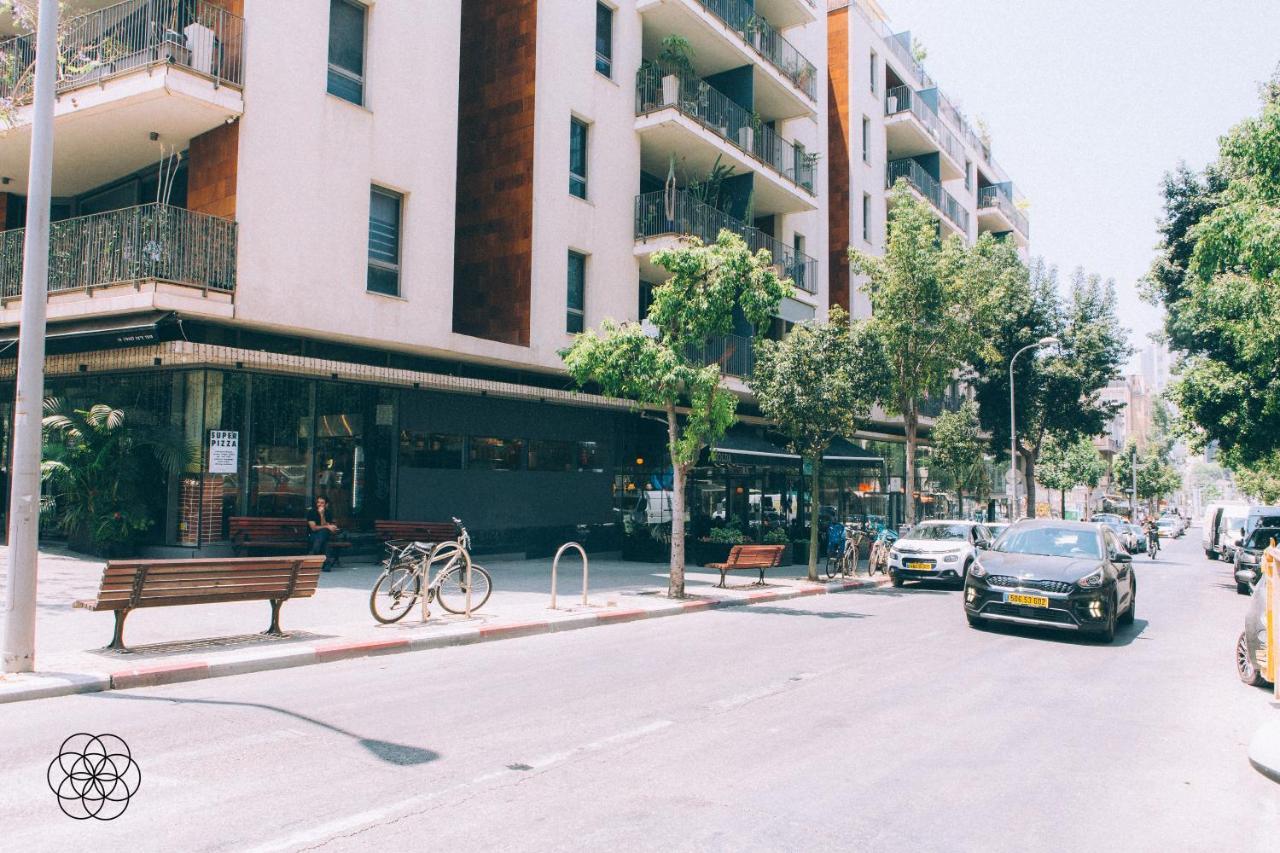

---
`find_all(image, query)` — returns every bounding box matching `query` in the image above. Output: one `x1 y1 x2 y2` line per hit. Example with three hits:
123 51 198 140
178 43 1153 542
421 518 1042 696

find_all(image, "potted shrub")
762 526 792 564
698 524 746 565
658 35 694 106
738 110 761 152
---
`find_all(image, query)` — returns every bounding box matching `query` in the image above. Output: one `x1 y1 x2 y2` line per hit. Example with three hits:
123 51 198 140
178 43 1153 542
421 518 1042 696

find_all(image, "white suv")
889 520 992 588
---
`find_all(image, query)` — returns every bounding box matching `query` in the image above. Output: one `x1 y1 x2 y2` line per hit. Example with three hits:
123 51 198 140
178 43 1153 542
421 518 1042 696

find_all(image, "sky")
877 0 1280 368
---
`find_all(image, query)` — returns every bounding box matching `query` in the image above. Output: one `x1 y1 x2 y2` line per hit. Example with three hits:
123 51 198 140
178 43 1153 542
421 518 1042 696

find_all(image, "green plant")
763 528 790 545
687 154 736 214
658 34 695 77
708 526 747 544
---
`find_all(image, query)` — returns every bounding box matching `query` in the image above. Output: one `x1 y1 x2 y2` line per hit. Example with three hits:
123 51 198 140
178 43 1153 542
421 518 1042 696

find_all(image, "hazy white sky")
878 0 1280 363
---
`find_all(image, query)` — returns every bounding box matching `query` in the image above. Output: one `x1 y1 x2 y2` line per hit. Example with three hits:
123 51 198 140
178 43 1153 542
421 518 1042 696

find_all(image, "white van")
1202 503 1248 559
1219 505 1280 563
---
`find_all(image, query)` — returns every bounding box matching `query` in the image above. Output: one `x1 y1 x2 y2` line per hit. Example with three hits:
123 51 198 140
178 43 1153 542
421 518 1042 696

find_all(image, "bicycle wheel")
436 563 493 614
825 550 840 580
370 564 422 624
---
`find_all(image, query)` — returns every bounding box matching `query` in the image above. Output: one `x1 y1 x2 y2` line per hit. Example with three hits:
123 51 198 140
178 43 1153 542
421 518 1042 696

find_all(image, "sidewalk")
0 545 887 704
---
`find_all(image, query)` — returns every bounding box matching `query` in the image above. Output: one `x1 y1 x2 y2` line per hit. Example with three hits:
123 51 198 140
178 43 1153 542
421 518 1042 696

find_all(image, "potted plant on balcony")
744 15 765 51
658 34 694 106
738 110 761 152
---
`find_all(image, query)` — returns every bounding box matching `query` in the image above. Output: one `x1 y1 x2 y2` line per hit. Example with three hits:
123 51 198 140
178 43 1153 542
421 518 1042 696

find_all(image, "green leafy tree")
562 231 788 598
929 401 986 520
1038 434 1107 518
849 183 1002 525
1114 441 1183 514
1229 452 1280 504
750 306 888 581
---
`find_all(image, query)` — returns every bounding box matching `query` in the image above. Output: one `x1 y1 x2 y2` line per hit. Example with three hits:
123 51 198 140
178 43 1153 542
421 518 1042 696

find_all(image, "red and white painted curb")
0 576 888 705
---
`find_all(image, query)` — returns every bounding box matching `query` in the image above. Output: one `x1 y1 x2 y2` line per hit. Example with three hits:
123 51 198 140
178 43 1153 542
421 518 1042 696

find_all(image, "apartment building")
0 0 838 553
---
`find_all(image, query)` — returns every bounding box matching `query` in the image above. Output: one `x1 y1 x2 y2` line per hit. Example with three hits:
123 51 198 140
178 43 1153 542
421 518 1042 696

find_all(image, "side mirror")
976 540 990 550
1113 551 1132 563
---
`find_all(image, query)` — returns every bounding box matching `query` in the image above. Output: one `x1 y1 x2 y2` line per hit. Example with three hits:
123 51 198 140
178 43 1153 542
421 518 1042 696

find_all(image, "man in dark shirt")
306 496 340 571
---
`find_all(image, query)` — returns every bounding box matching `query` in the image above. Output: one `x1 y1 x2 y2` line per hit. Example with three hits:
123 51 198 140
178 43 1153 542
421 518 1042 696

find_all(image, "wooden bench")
229 516 351 564
74 555 327 651
706 544 787 588
374 520 461 548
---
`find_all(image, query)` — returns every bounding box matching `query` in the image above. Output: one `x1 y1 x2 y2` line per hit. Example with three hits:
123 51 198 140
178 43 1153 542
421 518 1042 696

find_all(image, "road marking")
245 720 674 853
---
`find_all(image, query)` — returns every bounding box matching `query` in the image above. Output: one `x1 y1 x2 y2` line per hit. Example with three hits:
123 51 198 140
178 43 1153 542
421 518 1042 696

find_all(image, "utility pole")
2 0 60 674
1129 444 1138 522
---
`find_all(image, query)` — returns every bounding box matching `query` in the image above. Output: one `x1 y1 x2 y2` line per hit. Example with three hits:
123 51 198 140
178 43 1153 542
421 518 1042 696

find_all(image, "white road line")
245 719 674 853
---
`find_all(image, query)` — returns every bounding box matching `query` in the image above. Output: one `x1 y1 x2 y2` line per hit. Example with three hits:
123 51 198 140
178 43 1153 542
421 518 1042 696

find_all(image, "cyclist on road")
1144 517 1160 557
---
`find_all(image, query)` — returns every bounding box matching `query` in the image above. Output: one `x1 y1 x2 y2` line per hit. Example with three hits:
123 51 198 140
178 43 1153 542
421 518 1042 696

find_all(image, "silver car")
1236 570 1272 687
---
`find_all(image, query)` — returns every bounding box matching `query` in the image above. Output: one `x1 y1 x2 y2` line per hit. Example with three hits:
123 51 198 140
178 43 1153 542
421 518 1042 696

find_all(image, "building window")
965 159 973 191
327 0 366 105
528 440 605 472
399 432 463 469
862 193 871 242
869 50 878 93
570 118 589 198
367 187 402 296
595 3 613 78
469 437 524 471
792 233 806 291
862 116 870 163
567 251 586 333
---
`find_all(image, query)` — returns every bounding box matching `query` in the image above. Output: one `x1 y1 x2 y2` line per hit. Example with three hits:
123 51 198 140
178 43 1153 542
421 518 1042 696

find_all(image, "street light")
1008 336 1059 520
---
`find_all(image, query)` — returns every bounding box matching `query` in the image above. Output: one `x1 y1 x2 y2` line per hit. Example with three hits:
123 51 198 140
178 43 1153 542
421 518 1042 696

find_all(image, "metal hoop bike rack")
550 541 589 609
420 539 476 621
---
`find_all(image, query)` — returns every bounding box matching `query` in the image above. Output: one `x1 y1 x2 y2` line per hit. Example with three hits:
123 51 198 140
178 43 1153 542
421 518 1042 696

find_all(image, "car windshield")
1247 528 1280 549
994 526 1103 559
907 523 969 541
1223 516 1246 530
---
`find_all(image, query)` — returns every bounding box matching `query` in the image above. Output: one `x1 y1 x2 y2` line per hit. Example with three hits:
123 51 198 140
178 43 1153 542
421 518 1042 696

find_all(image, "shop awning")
0 312 183 356
823 438 885 465
712 426 800 461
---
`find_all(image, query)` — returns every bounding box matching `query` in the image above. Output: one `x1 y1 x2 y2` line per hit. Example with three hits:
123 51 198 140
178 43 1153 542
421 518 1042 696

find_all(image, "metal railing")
634 189 819 293
1 203 238 299
977 185 1030 238
886 159 969 234
0 0 245 105
692 0 817 100
687 332 755 378
636 65 816 194
884 85 965 168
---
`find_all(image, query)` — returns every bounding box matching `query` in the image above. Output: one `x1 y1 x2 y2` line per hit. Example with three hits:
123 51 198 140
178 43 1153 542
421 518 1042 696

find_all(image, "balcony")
638 0 817 120
687 332 755 378
635 66 817 214
977 185 1030 245
886 159 968 237
1 204 236 321
884 86 964 181
0 0 244 197
634 189 818 294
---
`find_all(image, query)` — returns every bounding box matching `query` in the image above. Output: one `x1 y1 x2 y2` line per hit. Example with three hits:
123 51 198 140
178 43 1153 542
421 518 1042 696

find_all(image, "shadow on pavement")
977 617 1151 648
732 605 872 620
87 630 335 660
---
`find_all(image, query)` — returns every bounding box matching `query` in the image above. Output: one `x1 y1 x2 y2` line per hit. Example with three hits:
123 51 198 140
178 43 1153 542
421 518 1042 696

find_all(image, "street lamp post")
1008 337 1059 521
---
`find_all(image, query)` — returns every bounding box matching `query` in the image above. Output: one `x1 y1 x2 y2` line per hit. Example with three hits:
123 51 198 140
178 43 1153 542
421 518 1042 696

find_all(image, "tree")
750 306 888 581
1114 441 1183 513
929 401 985 520
970 263 1129 516
1145 71 1280 465
1038 434 1107 518
1228 451 1280 505
1 1 117 128
562 231 788 598
849 183 1001 526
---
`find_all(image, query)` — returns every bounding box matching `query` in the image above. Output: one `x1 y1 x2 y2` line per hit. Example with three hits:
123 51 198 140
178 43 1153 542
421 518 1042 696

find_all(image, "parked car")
964 519 1136 643
1093 513 1127 526
1127 523 1148 553
1216 508 1252 563
889 520 993 588
1156 517 1181 541
1097 519 1135 552
1202 502 1249 559
1236 569 1272 687
1233 526 1280 595
986 522 1011 540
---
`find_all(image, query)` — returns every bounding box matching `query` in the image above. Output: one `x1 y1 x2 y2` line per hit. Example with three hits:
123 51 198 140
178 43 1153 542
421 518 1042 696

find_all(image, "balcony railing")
634 189 818 293
692 0 818 100
1 203 237 300
886 159 969 234
884 85 965 168
977 186 1030 238
687 332 755 378
0 0 245 105
637 66 816 194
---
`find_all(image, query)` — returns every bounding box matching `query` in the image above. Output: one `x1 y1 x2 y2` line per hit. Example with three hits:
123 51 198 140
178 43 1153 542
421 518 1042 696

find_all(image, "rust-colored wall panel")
0 193 7 231
187 121 239 219
827 7 851 313
205 0 242 13
451 0 537 347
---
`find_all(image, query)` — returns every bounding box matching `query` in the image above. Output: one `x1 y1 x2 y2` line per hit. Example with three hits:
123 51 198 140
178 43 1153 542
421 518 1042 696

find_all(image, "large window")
400 432 463 469
570 118 589 199
862 116 871 163
469 437 524 471
862 193 871 242
368 187 402 296
327 0 366 105
567 251 586 333
529 440 605 472
595 3 613 78
869 50 878 93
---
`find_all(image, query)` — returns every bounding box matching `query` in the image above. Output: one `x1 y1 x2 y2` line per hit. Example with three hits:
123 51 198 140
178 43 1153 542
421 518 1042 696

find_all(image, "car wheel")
966 614 984 630
891 573 904 588
1205 549 1215 559
1096 597 1117 644
1119 582 1135 626
1237 632 1267 687
1237 581 1251 595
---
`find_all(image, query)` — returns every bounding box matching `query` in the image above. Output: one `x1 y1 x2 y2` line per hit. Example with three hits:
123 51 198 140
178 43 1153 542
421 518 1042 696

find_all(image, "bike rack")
420 539 476 621
550 542 589 609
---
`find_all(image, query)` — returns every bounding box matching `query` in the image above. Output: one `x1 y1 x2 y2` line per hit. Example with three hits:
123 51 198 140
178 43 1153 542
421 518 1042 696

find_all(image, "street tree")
1037 434 1107 519
562 231 788 598
1114 441 1183 514
1229 452 1280 505
750 306 888 581
929 401 986 520
849 183 1001 525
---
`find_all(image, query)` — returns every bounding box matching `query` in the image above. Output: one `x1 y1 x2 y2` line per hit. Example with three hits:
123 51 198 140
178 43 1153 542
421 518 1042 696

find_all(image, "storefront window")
249 375 312 518
400 432 463 469
469 437 523 471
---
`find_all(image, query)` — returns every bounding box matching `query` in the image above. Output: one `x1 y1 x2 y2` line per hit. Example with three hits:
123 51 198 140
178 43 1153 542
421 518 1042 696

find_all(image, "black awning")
0 312 182 356
823 438 884 466
712 426 800 461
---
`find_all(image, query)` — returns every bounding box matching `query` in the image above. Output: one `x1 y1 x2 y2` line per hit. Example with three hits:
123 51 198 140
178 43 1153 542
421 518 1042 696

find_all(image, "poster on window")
209 430 239 474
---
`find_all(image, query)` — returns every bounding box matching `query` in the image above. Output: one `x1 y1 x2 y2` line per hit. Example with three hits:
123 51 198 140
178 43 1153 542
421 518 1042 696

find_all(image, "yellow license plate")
906 562 932 570
1007 593 1049 608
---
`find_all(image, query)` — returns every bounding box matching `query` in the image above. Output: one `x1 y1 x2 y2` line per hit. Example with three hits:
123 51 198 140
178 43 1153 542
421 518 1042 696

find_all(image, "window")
965 159 972 191
862 193 871 242
869 51 878 93
399 432 463 469
567 251 586 333
792 233 806 291
570 118 589 198
861 116 870 162
469 437 524 471
327 0 366 105
367 187 402 295
528 440 604 472
595 3 613 78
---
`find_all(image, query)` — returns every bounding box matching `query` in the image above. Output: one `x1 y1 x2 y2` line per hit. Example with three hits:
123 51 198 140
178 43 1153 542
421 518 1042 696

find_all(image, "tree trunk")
956 482 964 521
1061 487 1067 519
807 455 822 582
1023 453 1037 519
666 409 687 598
903 407 918 527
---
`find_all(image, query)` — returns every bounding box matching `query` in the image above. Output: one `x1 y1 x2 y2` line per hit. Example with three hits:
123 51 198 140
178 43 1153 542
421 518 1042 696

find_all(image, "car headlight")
969 560 988 578
1077 567 1105 589
943 554 959 563
890 549 900 560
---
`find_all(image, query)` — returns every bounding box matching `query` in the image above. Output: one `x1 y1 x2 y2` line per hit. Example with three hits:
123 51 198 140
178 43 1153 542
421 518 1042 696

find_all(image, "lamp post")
1008 336 1059 521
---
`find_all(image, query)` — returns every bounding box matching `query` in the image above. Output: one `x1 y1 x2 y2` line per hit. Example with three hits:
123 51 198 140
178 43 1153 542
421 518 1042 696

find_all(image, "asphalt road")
1 530 1276 851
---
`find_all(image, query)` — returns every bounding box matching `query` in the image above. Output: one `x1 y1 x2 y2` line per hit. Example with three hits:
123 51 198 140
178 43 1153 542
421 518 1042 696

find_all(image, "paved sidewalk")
0 545 887 703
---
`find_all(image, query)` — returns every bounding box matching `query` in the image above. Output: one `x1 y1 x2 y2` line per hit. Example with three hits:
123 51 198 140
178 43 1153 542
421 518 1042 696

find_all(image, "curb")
0 576 888 705
1248 719 1280 785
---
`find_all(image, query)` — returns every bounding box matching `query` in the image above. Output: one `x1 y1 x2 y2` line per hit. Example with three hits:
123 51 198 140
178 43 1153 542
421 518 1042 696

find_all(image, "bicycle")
369 517 493 623
827 523 870 579
1147 532 1159 560
867 529 897 576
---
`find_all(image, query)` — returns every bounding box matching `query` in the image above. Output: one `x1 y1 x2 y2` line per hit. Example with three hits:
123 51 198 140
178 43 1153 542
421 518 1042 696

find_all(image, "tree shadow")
98 692 440 766
976 617 1151 648
734 605 871 620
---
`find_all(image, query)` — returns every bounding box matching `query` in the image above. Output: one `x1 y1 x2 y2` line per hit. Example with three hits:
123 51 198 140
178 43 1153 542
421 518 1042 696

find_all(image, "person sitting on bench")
306 496 341 571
